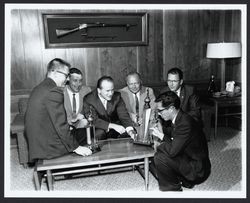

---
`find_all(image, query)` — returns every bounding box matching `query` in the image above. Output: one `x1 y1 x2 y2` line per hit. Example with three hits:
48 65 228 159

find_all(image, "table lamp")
206 42 241 91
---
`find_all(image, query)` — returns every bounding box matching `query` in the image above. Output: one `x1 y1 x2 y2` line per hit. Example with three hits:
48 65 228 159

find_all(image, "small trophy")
86 106 101 153
133 88 153 146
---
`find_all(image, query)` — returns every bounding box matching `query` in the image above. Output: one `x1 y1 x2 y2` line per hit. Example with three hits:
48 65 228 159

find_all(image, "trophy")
86 106 101 153
133 88 154 146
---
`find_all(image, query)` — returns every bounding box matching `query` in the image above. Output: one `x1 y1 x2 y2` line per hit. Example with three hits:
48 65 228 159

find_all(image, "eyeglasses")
157 107 169 114
167 80 180 83
56 70 69 78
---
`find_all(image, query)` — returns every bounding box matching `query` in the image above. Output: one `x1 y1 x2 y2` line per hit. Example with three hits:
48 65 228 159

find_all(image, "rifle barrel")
56 23 137 38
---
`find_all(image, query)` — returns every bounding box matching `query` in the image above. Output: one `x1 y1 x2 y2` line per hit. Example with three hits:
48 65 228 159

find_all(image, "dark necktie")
134 93 139 114
72 93 76 114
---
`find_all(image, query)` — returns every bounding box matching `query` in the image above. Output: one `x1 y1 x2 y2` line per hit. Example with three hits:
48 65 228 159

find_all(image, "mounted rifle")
56 22 137 38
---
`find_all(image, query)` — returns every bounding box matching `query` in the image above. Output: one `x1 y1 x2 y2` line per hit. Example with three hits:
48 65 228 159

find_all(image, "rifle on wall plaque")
56 22 137 38
133 88 154 146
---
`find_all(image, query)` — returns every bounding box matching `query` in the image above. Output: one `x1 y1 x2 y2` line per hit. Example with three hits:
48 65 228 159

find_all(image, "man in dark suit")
25 58 92 162
160 67 201 121
64 68 91 145
83 76 136 140
150 91 211 191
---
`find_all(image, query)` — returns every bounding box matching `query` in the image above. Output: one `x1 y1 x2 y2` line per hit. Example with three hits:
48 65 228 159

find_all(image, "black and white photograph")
4 3 246 198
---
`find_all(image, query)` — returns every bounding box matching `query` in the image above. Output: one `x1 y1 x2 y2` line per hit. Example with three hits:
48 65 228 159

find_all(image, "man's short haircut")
167 67 183 80
126 71 142 82
47 58 71 72
97 76 114 89
155 91 180 109
69 67 83 76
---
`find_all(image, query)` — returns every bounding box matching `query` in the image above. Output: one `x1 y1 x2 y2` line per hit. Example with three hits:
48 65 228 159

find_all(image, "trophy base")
88 144 101 153
133 141 153 147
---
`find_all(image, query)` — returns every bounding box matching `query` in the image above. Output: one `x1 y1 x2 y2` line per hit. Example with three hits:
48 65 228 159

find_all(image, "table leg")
46 170 54 191
144 157 149 191
214 103 218 140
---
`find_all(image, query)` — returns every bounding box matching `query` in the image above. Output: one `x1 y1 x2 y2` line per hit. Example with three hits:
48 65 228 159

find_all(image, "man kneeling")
150 91 211 191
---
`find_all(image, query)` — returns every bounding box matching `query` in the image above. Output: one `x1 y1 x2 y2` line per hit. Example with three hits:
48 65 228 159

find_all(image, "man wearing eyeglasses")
25 58 92 163
160 67 201 122
150 91 211 191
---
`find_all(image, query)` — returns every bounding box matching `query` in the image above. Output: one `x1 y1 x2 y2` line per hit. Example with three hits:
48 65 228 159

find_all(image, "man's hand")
131 113 142 125
73 146 92 156
71 113 85 123
149 127 164 140
77 118 89 128
108 123 126 134
127 129 137 140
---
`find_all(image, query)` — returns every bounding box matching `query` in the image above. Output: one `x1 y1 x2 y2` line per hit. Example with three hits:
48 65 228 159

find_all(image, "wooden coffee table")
34 138 155 191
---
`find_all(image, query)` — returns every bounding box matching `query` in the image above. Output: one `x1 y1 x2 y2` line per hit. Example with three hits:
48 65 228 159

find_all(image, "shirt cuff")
158 132 164 140
125 126 134 133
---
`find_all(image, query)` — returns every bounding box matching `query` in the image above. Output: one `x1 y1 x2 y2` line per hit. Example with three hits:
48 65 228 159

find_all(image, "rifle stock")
56 22 137 38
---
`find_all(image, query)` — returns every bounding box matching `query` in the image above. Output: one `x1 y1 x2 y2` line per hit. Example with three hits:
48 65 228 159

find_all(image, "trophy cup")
86 106 101 153
133 88 153 146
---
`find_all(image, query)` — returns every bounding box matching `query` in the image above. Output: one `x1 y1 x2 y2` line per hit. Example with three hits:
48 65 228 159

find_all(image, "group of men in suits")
25 58 211 192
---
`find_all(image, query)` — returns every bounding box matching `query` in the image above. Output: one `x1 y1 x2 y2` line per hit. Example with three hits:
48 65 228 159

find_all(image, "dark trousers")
154 151 182 191
71 128 87 146
154 151 210 191
95 129 130 140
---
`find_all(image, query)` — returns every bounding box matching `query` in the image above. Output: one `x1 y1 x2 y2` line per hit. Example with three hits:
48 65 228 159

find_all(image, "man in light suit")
150 91 211 191
25 58 92 162
64 68 91 145
119 72 156 125
83 76 136 140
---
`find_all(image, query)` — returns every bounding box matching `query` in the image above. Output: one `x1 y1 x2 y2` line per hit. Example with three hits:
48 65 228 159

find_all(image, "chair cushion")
18 97 29 115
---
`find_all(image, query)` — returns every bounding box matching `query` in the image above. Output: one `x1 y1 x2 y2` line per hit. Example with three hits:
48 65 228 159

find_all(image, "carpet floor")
8 127 242 194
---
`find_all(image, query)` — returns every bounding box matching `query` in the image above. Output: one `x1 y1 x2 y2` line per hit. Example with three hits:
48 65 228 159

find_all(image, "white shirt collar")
98 94 107 109
172 110 179 125
175 88 181 97
67 86 79 96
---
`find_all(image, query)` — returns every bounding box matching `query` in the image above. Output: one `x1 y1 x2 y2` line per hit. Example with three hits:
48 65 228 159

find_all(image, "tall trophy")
133 88 154 146
86 106 101 153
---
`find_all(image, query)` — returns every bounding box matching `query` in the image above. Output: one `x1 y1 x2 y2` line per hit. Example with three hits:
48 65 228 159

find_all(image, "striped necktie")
134 93 139 114
72 93 76 114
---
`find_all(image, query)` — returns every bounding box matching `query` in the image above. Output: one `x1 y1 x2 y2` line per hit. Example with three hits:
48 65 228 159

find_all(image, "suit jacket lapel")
64 88 73 114
139 86 147 115
94 91 109 117
127 88 135 114
180 86 185 108
78 90 84 114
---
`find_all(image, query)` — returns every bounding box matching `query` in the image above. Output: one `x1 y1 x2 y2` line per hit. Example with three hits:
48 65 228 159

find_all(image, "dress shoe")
181 180 195 189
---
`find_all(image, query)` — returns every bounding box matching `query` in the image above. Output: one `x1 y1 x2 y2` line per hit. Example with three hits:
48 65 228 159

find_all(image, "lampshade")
206 42 241 58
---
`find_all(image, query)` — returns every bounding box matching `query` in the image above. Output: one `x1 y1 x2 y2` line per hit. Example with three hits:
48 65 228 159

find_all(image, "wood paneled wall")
163 10 241 83
11 9 241 94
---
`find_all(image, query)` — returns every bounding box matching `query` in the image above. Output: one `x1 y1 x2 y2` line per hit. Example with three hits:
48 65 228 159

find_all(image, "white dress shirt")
67 87 80 113
175 88 181 97
98 94 107 110
134 91 140 102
